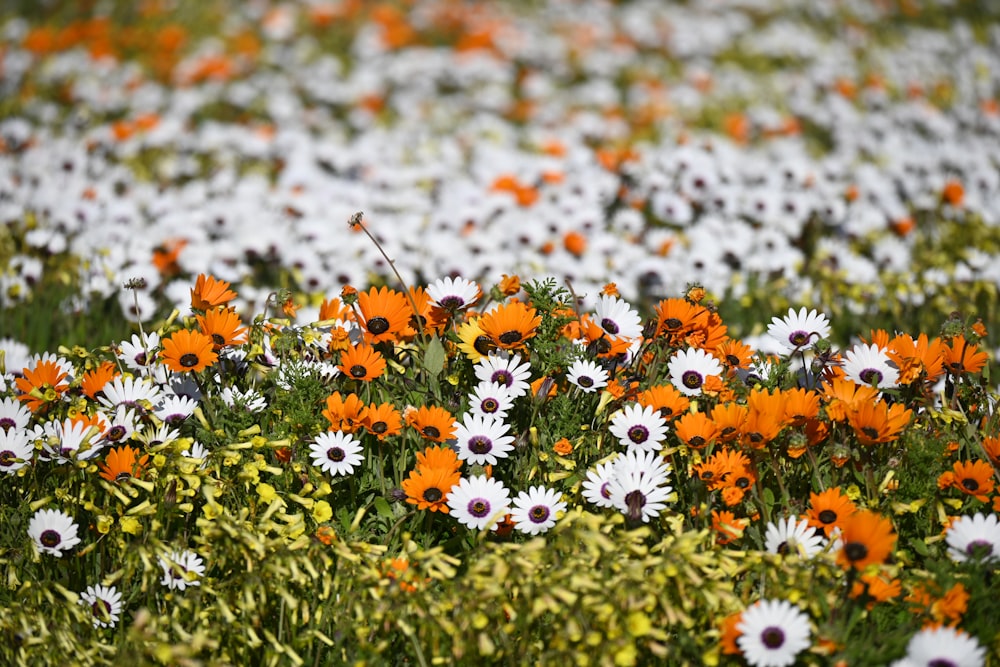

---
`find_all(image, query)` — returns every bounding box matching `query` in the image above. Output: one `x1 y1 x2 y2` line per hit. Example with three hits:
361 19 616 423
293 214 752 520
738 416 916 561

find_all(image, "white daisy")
608 403 669 452
43 418 103 463
219 386 268 413
98 405 138 446
581 459 619 509
133 423 180 449
606 470 673 524
28 508 81 557
0 397 32 432
466 382 515 420
945 513 1000 564
668 347 724 396
474 352 532 398
426 276 481 311
159 549 207 591
510 485 567 535
612 448 672 481
155 394 200 424
841 343 899 388
453 414 515 466
116 332 160 374
593 295 643 340
566 358 609 393
736 599 812 667
892 625 986 667
309 431 364 477
97 375 163 412
767 307 831 353
80 584 123 628
0 428 33 474
763 516 827 558
446 475 511 531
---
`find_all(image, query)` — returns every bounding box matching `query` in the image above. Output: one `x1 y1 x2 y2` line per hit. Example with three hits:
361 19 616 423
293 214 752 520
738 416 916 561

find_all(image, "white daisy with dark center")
159 549 207 591
736 598 812 667
766 307 831 353
608 403 669 452
593 295 643 340
890 625 986 667
453 413 515 466
474 352 532 398
668 347 724 397
426 276 481 311
466 381 515 420
566 358 609 393
28 508 82 557
945 512 1000 564
446 475 511 531
80 584 123 628
764 516 827 558
0 427 33 474
308 431 364 477
842 343 899 388
510 485 567 535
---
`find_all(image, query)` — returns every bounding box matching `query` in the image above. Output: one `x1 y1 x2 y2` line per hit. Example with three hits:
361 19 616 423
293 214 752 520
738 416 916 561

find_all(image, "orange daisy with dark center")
479 301 542 350
356 286 414 344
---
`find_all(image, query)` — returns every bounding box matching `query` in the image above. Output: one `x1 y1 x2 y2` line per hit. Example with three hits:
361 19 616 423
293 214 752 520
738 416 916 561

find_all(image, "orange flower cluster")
401 445 462 513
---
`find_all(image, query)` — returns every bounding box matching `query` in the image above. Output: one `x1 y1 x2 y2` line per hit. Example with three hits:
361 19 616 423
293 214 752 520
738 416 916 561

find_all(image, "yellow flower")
96 515 113 534
119 516 143 535
312 500 333 523
257 483 277 503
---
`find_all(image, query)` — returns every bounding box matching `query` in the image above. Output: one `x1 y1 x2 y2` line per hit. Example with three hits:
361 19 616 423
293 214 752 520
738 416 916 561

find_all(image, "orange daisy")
635 384 690 421
943 335 989 375
673 411 718 449
361 402 403 441
159 329 218 373
15 360 70 412
414 444 462 472
806 487 856 537
714 337 754 370
821 377 879 422
981 436 1000 466
947 459 995 502
782 388 821 426
355 286 413 344
835 510 896 570
401 466 461 513
710 402 748 443
405 405 457 443
846 401 912 446
322 392 366 433
196 306 247 350
190 273 237 311
478 301 542 350
653 297 707 343
338 344 387 382
711 509 748 545
80 361 119 400
98 445 150 483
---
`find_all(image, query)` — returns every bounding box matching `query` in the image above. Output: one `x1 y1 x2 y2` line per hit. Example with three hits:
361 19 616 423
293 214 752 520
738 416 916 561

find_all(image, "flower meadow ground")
2 1 1000 665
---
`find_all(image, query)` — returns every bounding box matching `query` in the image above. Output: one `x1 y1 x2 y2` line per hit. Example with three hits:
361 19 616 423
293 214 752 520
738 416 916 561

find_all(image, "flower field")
2 0 1000 665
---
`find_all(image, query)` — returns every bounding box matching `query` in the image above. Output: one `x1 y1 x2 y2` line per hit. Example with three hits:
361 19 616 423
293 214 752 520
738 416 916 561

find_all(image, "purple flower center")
682 370 703 389
40 529 62 548
468 499 490 518
788 330 810 347
529 505 550 524
858 368 883 385
468 436 492 455
601 318 620 335
761 626 785 649
326 447 346 462
627 425 649 444
491 370 513 387
577 375 594 388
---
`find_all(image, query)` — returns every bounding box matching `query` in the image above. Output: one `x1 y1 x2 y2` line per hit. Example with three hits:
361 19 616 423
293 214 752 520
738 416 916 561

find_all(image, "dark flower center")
492 370 513 387
367 316 390 335
689 436 705 447
627 425 649 444
966 540 994 559
748 432 764 444
481 398 499 413
529 505 550 523
725 354 741 366
663 317 682 330
577 376 594 388
439 296 464 310
624 490 646 523
600 482 612 499
682 370 703 389
776 541 790 556
179 353 200 368
468 436 492 455
422 426 441 439
761 626 785 649
469 499 490 518
350 364 368 378
0 418 15 430
40 529 62 548
961 477 979 491
211 333 226 347
844 541 869 562
859 368 883 385
92 599 112 619
789 331 810 347
327 447 346 462
422 487 443 503
498 330 523 345
734 476 751 489
474 335 493 355
861 426 880 440
107 425 127 441
371 421 388 434
601 318 620 335
134 352 148 366
928 661 956 667
0 450 15 466
818 509 837 524
115 471 132 482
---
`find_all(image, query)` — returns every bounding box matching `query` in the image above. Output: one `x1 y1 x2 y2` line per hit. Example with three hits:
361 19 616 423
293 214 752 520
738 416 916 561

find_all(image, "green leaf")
374 496 393 519
762 487 775 509
423 335 446 376
912 539 929 556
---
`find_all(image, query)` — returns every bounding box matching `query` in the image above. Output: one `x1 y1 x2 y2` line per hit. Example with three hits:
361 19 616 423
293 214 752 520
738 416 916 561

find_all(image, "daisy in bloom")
97 405 138 445
453 414 515 466
474 352 532 398
355 286 413 344
309 431 364 477
405 405 457 443
360 402 403 441
945 513 1000 563
190 273 237 311
566 358 609 393
592 294 643 341
456 318 494 362
510 485 567 535
607 469 673 524
323 391 366 433
218 386 267 414
736 599 812 667
338 344 387 382
160 329 218 373
478 301 542 351
81 362 120 400
446 475 511 530
763 516 827 558
80 584 123 628
668 347 724 397
890 625 986 667
806 487 856 537
155 394 200 423
608 403 669 452
116 332 160 373
402 466 461 513
766 307 831 352
43 417 103 463
97 375 163 412
196 306 247 350
14 358 69 412
581 459 619 508
28 508 81 557
841 343 899 388
159 549 207 591
426 276 481 312
0 428 33 474
466 382 515 420
98 445 150 483
834 510 897 570
0 397 32 431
